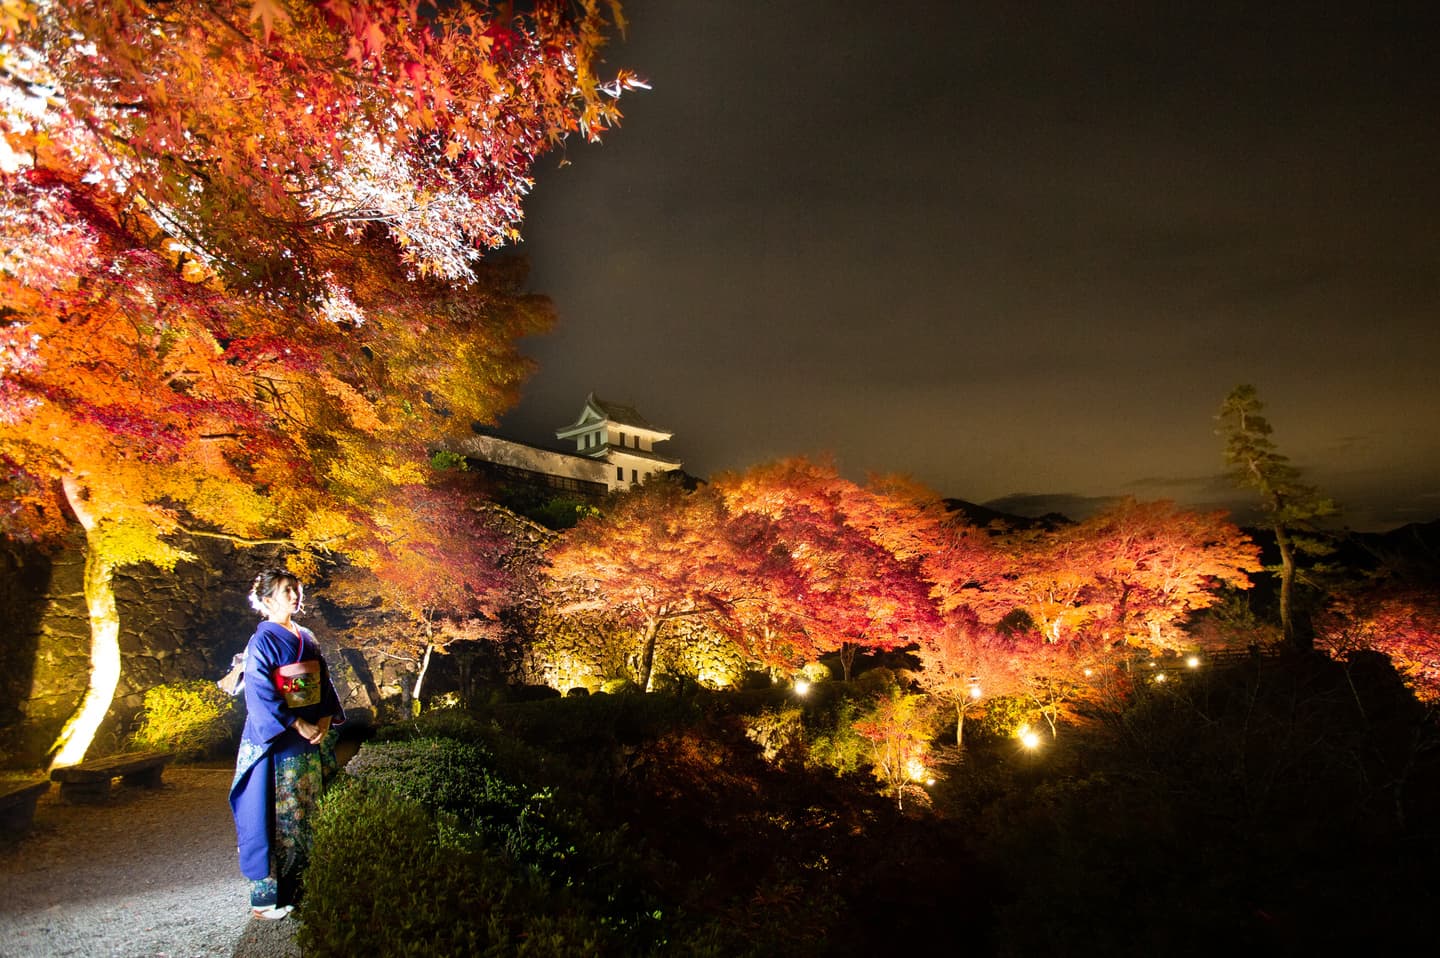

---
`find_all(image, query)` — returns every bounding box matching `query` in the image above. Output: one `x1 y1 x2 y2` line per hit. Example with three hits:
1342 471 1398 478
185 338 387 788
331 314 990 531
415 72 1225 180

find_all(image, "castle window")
632 469 638 483
616 466 624 481
619 431 626 447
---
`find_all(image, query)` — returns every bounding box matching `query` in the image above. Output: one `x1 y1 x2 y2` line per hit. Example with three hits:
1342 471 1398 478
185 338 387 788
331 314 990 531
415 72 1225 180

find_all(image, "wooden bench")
50 751 173 804
0 779 50 836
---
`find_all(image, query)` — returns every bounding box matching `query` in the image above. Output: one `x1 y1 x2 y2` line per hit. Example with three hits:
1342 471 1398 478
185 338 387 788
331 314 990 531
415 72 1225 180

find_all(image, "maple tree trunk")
411 643 435 717
637 619 662 692
1043 705 1059 739
50 479 122 770
840 642 857 682
954 700 966 749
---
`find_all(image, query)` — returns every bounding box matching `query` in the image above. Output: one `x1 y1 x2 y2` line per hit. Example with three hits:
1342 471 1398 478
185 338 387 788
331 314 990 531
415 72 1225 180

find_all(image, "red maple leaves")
546 460 1262 716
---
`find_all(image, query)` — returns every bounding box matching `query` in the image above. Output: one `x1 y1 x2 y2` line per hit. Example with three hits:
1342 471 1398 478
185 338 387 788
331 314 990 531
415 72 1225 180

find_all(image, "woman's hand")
292 716 330 745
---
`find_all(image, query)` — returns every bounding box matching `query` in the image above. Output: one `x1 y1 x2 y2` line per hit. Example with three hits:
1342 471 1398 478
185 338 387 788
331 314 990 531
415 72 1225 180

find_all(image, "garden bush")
967 694 1032 743
742 706 806 764
345 738 519 843
128 680 236 758
339 736 674 951
801 698 868 775
374 707 486 745
300 780 610 957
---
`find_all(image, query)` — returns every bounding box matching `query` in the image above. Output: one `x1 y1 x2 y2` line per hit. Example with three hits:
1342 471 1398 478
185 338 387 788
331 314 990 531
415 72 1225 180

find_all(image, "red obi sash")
273 633 321 708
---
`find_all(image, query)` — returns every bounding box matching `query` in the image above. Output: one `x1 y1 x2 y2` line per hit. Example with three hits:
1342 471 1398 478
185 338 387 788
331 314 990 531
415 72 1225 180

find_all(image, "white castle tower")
556 392 683 491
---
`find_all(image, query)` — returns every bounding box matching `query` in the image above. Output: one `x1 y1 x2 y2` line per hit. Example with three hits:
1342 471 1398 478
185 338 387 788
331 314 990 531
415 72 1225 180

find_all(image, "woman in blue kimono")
229 569 344 920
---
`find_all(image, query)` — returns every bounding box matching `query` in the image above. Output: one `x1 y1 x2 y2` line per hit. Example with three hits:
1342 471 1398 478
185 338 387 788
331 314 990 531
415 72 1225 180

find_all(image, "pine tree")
1216 385 1337 651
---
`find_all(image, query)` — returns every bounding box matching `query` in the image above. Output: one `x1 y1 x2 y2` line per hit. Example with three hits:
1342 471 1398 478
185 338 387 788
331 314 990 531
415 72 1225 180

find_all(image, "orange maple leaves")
547 460 1262 703
4 1 640 292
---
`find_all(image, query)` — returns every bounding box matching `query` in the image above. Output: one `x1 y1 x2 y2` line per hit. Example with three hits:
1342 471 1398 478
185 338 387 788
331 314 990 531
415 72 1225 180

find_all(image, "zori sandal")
251 904 293 920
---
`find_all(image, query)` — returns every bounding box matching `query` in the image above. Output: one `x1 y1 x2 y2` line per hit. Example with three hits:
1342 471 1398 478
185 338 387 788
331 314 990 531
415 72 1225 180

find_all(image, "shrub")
803 698 868 775
375 707 486 744
799 661 832 684
968 694 1031 743
742 706 806 764
343 736 671 948
128 680 236 758
346 739 513 836
300 780 610 957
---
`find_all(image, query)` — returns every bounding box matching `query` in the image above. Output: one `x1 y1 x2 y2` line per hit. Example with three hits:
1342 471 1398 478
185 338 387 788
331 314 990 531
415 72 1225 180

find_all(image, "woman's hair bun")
249 568 304 615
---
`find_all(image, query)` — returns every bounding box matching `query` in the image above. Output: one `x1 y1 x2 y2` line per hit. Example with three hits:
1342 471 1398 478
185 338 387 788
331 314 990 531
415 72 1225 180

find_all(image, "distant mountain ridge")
1331 517 1440 579
941 498 1069 531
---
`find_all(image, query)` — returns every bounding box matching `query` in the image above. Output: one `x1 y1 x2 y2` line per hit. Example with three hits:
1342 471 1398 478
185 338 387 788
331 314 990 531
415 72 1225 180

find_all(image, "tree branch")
177 527 296 547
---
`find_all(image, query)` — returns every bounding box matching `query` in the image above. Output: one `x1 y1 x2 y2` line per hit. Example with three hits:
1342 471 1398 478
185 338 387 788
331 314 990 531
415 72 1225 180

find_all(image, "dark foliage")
300 780 612 957
966 653 1440 955
306 651 1438 956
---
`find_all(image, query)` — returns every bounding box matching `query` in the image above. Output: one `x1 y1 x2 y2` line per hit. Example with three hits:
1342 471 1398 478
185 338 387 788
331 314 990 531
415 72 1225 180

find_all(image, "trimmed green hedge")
301 735 680 956
299 780 609 957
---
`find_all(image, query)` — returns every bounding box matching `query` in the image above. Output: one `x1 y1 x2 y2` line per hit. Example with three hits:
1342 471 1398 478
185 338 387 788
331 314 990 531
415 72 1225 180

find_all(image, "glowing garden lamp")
1155 672 1167 683
794 679 811 696
969 684 983 700
1083 668 1094 678
1186 656 1200 669
1017 724 1041 750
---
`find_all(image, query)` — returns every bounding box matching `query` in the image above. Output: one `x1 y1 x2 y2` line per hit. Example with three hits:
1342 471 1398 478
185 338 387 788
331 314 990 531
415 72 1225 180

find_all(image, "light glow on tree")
1318 587 1440 704
2 2 637 765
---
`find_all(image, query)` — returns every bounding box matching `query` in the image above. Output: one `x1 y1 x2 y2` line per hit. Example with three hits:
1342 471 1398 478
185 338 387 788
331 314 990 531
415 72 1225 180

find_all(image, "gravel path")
0 767 299 958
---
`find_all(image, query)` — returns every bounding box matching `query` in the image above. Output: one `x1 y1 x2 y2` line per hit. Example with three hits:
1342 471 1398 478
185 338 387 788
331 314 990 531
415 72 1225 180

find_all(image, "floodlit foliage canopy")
0 0 638 763
2 0 641 294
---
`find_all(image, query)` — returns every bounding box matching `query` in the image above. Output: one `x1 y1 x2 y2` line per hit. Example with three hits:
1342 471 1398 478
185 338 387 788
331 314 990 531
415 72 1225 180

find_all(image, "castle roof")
557 391 673 439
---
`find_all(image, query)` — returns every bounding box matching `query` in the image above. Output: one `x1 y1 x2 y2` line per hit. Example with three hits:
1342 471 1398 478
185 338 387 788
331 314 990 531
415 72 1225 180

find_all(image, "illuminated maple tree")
546 479 756 692
919 500 1257 740
1 174 558 765
713 459 944 681
987 523 1109 647
1070 499 1261 652
852 688 935 810
913 608 1020 748
324 478 518 714
922 511 1012 624
969 501 1257 652
0 2 639 765
2 0 641 293
1005 627 1098 739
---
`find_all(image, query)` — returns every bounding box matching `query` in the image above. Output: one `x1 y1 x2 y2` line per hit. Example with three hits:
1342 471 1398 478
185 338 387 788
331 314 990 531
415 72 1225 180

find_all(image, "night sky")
497 1 1439 532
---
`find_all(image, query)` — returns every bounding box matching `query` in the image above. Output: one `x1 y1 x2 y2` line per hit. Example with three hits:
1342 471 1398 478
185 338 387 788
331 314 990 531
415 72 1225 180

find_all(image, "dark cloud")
499 0 1440 533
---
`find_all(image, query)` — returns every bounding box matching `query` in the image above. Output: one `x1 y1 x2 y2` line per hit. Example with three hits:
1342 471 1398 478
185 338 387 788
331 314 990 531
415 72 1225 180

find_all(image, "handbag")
217 653 245 697
273 636 322 708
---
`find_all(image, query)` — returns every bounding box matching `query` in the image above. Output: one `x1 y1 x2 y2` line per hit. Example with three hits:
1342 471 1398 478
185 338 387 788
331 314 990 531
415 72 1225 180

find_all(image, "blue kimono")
229 621 344 905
